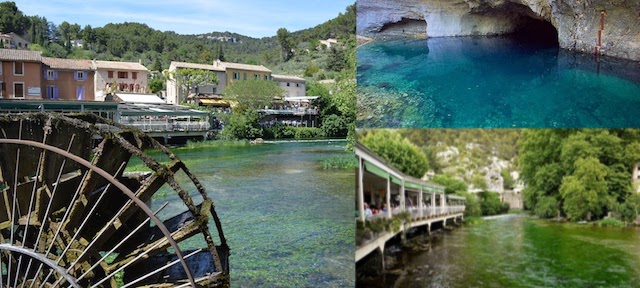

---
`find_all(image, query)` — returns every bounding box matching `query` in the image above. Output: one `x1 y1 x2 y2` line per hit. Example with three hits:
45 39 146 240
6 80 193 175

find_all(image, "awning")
283 96 319 102
116 93 166 104
199 98 231 107
364 162 389 179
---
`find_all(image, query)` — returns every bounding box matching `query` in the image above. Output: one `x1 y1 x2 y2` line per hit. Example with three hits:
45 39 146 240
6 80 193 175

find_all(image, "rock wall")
357 0 640 61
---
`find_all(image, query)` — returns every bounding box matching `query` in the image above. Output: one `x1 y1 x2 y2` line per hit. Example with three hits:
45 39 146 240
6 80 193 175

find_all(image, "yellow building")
212 59 272 87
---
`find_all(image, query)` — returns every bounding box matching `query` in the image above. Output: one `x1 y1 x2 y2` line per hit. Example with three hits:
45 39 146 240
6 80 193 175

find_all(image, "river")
364 215 640 287
132 141 355 287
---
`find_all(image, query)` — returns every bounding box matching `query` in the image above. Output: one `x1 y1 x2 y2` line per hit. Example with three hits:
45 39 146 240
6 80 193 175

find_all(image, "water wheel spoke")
0 113 228 287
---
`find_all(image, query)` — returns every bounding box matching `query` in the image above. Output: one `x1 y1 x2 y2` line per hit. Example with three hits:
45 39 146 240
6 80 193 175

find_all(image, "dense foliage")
359 130 428 178
223 80 283 112
519 129 640 221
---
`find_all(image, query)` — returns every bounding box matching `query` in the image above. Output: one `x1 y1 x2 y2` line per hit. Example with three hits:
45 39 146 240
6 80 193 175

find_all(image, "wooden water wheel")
0 113 229 287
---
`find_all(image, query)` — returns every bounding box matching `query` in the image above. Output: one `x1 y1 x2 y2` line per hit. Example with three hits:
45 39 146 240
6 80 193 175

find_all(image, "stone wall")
357 0 640 61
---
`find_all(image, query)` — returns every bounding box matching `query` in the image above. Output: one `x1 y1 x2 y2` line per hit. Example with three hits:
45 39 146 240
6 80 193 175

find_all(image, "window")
296 83 300 87
135 84 140 92
243 73 247 80
0 61 3 75
233 72 240 80
14 62 23 75
132 72 137 80
47 70 55 80
75 71 85 81
264 75 268 80
286 82 290 87
14 83 24 98
0 81 4 98
254 74 259 80
118 71 128 79
129 84 134 91
108 71 114 78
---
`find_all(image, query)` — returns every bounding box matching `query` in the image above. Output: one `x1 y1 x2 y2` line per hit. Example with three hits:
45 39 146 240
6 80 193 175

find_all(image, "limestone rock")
357 0 640 61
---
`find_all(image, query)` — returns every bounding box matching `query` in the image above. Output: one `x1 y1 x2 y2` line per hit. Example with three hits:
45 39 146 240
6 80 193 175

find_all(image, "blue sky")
14 0 354 38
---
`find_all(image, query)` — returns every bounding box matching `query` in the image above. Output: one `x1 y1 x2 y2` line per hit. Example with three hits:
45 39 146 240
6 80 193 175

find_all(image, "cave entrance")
511 16 559 47
379 17 427 37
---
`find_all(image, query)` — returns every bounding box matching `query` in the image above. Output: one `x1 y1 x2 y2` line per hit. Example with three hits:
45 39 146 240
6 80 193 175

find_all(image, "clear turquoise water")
357 37 640 128
142 142 355 287
372 216 640 287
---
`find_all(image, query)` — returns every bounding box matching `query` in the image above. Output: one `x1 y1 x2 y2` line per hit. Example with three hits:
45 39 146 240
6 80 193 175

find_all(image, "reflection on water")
140 142 355 287
357 37 640 128
379 216 640 287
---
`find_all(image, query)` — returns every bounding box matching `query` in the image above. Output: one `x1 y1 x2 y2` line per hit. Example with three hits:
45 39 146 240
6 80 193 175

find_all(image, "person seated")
364 203 373 217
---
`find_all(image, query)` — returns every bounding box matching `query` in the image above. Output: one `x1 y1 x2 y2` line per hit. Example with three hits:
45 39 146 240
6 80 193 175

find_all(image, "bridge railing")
362 205 466 222
125 121 210 133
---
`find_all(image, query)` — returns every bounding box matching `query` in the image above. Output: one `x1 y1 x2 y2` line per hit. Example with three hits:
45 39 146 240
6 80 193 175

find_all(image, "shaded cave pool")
357 37 640 128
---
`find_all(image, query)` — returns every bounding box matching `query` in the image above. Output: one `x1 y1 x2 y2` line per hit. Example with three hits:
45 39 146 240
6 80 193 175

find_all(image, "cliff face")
357 0 640 61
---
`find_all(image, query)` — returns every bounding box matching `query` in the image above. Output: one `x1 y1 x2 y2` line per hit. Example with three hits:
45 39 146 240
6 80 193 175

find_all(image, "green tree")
359 130 428 178
58 21 71 50
431 175 468 194
478 192 504 216
276 28 294 61
320 114 347 137
82 24 95 47
148 77 164 93
0 2 29 35
534 196 559 218
171 68 219 103
219 110 263 140
223 80 283 112
560 157 609 221
326 46 346 72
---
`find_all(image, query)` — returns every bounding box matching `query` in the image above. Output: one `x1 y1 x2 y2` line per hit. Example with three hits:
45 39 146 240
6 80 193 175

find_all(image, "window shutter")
44 70 48 80
53 86 59 100
74 71 78 81
54 71 58 80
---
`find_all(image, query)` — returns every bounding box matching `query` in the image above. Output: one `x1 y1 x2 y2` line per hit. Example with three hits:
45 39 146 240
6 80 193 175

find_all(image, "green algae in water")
146 141 355 287
381 216 640 288
357 37 640 128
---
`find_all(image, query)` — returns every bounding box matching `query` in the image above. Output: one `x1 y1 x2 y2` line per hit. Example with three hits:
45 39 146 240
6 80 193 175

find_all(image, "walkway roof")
356 142 446 194
115 93 166 104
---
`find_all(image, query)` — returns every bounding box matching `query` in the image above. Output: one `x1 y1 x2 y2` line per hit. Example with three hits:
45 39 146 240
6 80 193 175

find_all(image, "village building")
272 74 306 97
319 38 339 49
42 57 95 101
166 61 227 105
212 59 272 87
92 60 149 101
0 49 43 99
0 32 30 49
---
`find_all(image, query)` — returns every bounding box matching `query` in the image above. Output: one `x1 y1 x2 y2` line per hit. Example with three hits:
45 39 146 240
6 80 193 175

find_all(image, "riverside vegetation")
358 129 640 225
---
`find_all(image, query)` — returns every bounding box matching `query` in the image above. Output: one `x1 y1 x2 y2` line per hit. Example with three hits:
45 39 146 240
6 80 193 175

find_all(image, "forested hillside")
0 1 355 74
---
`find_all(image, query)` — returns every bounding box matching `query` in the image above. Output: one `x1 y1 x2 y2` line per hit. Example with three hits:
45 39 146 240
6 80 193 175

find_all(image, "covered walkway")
355 142 465 262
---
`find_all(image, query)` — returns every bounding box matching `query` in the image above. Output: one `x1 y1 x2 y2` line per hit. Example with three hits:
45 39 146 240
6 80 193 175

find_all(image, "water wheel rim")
0 138 197 287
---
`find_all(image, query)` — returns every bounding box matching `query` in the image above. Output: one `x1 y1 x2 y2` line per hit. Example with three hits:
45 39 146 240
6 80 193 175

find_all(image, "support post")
431 192 436 216
386 176 391 218
400 181 405 212
357 157 365 222
419 188 424 219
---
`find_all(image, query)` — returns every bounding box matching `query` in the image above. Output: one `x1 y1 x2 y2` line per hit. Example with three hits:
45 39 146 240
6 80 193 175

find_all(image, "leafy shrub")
320 114 347 137
479 191 503 216
534 196 558 218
